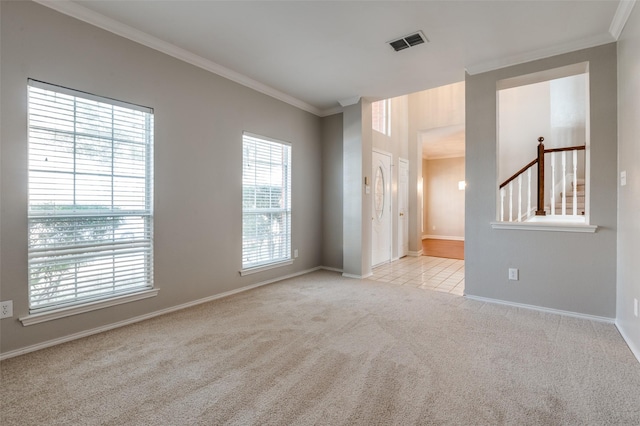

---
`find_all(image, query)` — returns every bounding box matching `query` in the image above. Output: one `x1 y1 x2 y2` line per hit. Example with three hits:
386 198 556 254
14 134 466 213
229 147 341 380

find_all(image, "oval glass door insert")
374 166 385 219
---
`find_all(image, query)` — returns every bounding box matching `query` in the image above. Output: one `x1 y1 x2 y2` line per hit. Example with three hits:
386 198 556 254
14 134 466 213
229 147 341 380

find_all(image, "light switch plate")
621 170 627 186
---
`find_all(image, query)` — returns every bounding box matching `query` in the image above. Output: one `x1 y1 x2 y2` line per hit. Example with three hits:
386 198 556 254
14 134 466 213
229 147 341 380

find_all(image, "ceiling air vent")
388 31 429 52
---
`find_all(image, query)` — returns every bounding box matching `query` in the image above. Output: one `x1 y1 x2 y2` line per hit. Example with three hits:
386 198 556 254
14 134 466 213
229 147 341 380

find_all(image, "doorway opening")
369 82 465 295
420 84 466 261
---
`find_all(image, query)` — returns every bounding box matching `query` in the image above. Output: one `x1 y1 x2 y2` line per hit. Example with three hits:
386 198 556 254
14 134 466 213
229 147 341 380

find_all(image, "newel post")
536 137 546 216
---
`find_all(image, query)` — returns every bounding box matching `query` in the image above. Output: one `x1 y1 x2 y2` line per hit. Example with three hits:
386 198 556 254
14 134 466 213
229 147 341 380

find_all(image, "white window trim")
27 79 154 312
19 288 159 326
385 99 391 137
239 259 294 276
241 132 292 273
496 64 591 229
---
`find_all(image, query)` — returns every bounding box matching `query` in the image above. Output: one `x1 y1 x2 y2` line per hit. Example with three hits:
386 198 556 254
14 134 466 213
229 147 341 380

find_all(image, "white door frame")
398 157 409 259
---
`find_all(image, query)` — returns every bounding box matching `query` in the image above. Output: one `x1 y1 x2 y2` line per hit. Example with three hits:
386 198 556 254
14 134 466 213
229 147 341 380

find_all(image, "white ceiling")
39 1 633 117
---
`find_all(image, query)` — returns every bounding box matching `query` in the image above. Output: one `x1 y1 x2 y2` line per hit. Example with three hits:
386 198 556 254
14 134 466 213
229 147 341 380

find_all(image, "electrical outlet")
634 298 638 318
0 300 13 319
294 249 299 258
508 268 519 281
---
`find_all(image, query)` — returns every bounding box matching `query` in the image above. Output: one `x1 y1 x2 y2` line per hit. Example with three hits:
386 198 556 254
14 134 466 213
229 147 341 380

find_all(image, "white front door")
398 158 409 258
372 150 392 267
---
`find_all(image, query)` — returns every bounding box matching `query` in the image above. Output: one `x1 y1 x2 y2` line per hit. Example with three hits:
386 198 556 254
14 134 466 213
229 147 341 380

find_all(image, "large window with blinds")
242 133 292 272
27 80 154 312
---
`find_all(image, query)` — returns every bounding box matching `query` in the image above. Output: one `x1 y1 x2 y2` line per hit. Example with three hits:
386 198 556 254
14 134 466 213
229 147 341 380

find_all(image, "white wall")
423 157 465 239
409 82 465 131
371 96 409 161
617 3 640 360
498 82 551 183
550 74 587 148
466 43 617 318
0 2 323 355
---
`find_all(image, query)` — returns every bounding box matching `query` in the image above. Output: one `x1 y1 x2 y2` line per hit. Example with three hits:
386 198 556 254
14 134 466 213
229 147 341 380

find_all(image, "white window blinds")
27 80 154 312
242 133 292 270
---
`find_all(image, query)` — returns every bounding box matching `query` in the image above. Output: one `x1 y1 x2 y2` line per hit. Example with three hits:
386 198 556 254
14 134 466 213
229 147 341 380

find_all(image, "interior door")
372 150 392 267
398 158 409 258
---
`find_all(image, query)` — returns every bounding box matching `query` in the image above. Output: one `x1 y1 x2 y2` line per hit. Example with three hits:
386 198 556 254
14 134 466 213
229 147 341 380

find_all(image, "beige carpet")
1 270 639 425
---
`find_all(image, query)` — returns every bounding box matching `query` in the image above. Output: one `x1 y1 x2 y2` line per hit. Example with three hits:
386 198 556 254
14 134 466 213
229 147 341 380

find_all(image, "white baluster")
527 168 532 219
500 188 505 221
551 152 556 216
509 184 513 222
562 151 567 216
517 175 522 221
573 149 578 216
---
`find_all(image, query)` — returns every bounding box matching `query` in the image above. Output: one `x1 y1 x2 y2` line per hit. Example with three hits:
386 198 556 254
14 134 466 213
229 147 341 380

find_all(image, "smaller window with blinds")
372 99 391 136
27 80 154 312
242 133 292 273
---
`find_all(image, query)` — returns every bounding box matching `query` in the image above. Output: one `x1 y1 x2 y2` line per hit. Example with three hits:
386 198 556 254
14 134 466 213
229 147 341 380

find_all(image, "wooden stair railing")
499 137 586 220
536 137 546 215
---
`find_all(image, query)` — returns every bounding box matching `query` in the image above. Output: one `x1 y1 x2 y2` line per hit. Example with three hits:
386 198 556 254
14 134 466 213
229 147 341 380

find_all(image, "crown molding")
33 0 324 117
319 105 344 117
610 0 637 40
338 96 362 108
465 32 614 75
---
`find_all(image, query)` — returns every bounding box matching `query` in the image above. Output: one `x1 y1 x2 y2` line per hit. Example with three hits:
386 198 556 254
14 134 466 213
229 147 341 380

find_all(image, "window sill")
19 288 160 326
490 221 597 233
240 259 293 276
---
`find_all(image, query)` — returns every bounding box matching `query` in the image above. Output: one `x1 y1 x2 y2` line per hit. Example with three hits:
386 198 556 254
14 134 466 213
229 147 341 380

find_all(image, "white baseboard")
464 294 615 324
0 266 323 361
422 235 465 241
319 266 343 273
615 322 640 364
407 250 423 257
342 272 373 279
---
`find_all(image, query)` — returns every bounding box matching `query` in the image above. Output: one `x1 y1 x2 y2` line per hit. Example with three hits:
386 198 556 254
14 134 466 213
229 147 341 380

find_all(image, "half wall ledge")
490 221 597 233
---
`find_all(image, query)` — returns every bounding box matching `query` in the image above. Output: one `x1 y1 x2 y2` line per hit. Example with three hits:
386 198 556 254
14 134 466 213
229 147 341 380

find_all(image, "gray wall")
342 101 373 277
321 113 343 270
465 43 618 317
617 5 640 356
0 2 322 354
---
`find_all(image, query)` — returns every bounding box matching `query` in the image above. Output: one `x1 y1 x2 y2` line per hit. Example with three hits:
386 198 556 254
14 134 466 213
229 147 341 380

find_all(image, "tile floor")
371 255 465 296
